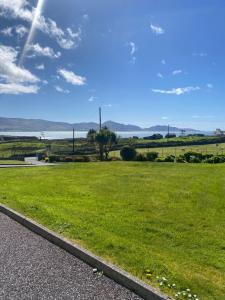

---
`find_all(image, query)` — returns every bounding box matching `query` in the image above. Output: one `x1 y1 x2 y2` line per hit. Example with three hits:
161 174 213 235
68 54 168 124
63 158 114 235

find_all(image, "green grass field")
0 160 28 165
111 142 225 158
0 162 225 299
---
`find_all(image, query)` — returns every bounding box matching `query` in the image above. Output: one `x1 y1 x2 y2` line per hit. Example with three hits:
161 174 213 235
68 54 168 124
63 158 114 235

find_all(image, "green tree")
87 129 96 144
95 127 117 161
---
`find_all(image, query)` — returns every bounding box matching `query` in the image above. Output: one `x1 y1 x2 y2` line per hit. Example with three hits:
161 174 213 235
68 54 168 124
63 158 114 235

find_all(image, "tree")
95 127 117 161
146 152 158 161
120 145 137 161
87 129 96 144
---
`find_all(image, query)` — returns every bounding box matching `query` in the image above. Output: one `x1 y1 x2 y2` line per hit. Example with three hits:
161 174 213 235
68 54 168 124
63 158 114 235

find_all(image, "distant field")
111 142 225 158
0 160 28 165
0 162 224 299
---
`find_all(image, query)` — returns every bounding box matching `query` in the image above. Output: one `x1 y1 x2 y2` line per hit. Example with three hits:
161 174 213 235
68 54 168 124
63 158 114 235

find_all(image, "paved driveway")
0 213 141 300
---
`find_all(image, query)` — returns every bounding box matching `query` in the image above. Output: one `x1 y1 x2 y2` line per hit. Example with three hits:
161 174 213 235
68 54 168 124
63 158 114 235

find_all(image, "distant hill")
0 117 197 132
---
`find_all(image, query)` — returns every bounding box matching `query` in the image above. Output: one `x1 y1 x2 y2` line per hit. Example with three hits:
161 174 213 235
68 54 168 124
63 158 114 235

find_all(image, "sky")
0 0 225 130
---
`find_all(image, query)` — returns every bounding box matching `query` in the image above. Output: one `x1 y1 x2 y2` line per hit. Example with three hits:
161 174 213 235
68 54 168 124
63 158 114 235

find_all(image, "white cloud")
88 96 97 102
128 41 137 64
192 115 214 119
35 64 45 70
15 25 28 37
161 59 166 65
162 116 168 120
0 83 39 94
150 24 165 35
0 45 39 83
55 85 70 94
104 104 112 108
0 0 81 49
83 14 89 20
1 26 13 36
0 45 39 94
152 86 200 96
27 43 61 58
206 83 213 89
192 52 207 57
172 70 182 75
58 68 86 86
157 73 163 78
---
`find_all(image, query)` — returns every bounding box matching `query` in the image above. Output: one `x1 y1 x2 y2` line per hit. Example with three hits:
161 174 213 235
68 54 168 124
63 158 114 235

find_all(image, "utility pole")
72 128 75 153
99 107 102 130
167 124 170 136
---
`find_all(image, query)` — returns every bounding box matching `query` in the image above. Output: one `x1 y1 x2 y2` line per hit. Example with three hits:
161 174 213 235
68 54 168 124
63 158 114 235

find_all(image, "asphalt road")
0 213 142 300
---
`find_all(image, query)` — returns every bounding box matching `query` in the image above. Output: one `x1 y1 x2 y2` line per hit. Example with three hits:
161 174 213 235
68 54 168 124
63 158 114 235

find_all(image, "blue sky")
0 0 224 130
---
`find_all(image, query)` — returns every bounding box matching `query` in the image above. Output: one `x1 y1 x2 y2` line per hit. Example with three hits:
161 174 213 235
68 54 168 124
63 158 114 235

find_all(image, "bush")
165 133 176 139
73 156 90 162
48 155 60 163
143 134 163 140
189 156 201 163
164 155 175 162
146 152 158 161
136 153 147 161
176 156 186 163
204 155 225 164
64 157 73 162
183 152 203 162
155 158 165 162
120 146 137 161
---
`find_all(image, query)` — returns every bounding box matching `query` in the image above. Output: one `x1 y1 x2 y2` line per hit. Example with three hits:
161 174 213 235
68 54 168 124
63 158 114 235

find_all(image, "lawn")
0 160 28 165
0 162 225 299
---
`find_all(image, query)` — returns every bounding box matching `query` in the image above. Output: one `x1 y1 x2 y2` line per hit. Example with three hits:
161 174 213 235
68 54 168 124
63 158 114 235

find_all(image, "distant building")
215 128 225 136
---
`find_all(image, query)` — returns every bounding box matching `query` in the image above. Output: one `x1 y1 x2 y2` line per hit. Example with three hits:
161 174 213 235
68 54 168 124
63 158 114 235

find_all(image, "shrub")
48 155 60 163
136 153 147 161
183 152 203 162
155 158 165 162
146 152 158 161
176 156 186 163
189 156 201 163
73 156 90 162
165 133 176 138
204 155 225 164
164 155 175 162
120 146 137 161
64 157 73 162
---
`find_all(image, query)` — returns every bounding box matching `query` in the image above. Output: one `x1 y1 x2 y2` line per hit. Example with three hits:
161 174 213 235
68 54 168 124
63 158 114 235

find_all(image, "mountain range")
0 117 197 132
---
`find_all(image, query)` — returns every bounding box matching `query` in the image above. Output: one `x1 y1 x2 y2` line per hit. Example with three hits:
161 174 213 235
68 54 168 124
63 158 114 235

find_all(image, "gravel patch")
0 212 142 300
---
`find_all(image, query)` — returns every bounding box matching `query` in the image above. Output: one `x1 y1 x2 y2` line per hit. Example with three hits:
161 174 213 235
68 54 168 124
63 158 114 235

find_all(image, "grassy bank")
0 162 224 299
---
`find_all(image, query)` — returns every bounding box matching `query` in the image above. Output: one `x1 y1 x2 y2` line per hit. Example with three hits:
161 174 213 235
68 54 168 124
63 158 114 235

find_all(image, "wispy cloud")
192 115 214 119
152 86 200 95
88 96 97 102
172 69 182 75
0 0 81 50
104 104 112 108
27 43 61 59
35 64 45 70
0 83 39 94
128 41 137 64
55 85 70 94
150 24 165 35
1 26 13 36
157 73 163 78
15 25 28 38
162 116 168 120
192 52 207 57
58 68 86 86
161 59 166 65
206 83 213 89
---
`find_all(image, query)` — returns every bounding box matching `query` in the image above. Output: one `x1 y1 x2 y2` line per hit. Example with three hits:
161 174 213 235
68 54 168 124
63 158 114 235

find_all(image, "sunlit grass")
0 162 225 299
